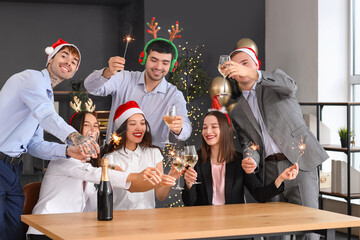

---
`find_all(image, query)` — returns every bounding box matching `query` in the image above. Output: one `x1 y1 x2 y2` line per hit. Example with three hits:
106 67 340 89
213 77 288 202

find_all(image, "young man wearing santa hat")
224 47 329 240
0 39 100 240
84 39 191 148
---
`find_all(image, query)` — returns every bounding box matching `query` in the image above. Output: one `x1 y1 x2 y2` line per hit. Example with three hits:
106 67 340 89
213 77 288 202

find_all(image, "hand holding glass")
218 55 231 96
172 150 185 190
183 145 201 184
162 105 177 145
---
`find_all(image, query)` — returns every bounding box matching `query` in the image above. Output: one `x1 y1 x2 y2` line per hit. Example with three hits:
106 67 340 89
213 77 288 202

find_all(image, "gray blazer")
230 69 329 171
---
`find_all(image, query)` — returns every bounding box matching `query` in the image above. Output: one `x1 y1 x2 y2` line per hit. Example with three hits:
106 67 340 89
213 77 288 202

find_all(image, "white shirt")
27 157 130 235
105 146 163 210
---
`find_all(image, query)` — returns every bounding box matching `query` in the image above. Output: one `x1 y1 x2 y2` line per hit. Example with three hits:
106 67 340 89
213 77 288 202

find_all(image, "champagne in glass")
97 158 113 221
218 55 231 96
162 105 177 145
184 145 201 184
163 115 176 127
172 150 185 190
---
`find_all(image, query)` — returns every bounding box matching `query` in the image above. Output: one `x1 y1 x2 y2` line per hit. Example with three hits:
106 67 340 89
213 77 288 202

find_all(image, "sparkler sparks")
291 135 307 163
163 145 176 169
111 132 122 146
245 141 259 157
123 35 134 58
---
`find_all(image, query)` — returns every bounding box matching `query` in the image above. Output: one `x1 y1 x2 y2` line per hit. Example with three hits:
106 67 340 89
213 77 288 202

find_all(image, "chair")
22 181 41 239
23 182 41 214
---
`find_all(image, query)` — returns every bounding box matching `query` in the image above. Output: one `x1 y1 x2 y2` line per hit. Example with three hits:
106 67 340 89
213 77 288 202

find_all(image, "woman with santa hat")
101 101 178 210
27 105 164 240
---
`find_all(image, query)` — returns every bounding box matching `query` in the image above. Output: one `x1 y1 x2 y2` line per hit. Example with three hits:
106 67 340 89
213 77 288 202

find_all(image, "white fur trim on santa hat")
114 108 144 130
45 43 81 71
208 106 227 113
229 47 260 69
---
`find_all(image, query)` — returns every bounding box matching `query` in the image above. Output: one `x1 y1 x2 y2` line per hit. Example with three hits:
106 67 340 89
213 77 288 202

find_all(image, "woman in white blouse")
101 101 178 210
27 111 163 240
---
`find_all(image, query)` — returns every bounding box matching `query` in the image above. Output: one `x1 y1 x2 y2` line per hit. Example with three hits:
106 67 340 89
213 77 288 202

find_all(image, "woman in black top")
182 111 298 206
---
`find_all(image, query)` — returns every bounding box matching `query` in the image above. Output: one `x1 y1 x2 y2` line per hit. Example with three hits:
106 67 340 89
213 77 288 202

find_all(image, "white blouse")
27 157 130 235
105 145 163 210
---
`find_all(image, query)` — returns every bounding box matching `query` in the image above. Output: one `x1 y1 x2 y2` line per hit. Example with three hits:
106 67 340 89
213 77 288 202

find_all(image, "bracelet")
65 145 71 159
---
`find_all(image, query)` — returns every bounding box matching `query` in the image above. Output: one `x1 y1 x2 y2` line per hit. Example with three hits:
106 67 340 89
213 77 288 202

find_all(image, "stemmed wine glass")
162 105 177 145
183 145 201 184
218 55 231 96
172 149 185 190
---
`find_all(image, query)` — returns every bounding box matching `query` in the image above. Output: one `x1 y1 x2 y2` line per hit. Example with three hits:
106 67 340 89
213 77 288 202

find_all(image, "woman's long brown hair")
100 114 159 158
70 111 100 167
201 111 235 164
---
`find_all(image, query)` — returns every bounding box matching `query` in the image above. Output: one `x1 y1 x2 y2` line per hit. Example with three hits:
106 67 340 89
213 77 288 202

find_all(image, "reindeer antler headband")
139 17 183 72
69 96 96 124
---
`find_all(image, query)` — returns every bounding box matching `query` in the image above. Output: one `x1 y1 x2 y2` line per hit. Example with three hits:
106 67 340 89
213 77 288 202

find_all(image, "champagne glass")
218 55 231 96
172 150 185 190
162 105 177 145
82 130 99 171
183 145 201 184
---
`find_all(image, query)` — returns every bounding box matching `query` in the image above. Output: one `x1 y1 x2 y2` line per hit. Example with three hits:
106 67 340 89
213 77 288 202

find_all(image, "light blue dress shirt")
84 69 192 148
0 69 76 159
241 71 281 158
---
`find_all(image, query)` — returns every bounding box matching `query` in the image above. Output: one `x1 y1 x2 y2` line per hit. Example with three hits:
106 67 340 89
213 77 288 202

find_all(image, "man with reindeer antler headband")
85 17 191 148
0 39 100 239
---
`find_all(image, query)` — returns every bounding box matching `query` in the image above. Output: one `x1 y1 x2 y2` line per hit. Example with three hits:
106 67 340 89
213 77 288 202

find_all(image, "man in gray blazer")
224 48 329 240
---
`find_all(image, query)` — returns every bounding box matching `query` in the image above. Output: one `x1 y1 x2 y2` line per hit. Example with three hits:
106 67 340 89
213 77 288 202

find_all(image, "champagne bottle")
97 158 113 221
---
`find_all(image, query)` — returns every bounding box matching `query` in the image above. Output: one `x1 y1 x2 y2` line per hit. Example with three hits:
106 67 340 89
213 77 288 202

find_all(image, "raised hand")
169 115 183 135
183 167 197 189
159 174 176 187
103 56 126 79
67 132 100 161
241 157 257 174
280 163 299 180
275 163 299 188
138 167 162 185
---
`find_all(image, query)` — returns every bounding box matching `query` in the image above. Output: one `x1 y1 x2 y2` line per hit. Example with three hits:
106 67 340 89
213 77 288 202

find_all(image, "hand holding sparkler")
103 56 126 78
274 163 299 188
242 141 259 174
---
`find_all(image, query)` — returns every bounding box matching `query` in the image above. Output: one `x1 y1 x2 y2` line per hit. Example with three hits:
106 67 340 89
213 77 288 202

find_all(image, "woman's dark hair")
100 114 158 157
70 111 100 167
201 111 235 164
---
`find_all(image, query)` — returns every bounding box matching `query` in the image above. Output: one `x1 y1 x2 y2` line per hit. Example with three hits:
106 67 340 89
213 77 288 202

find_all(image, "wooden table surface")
22 202 360 240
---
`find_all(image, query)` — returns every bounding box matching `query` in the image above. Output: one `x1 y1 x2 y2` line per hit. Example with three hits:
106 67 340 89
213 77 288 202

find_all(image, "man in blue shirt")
84 39 192 148
0 39 100 240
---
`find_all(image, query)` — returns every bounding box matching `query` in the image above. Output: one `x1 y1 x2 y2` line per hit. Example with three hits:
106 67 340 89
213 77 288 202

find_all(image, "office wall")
0 1 144 91
145 0 266 81
266 0 349 167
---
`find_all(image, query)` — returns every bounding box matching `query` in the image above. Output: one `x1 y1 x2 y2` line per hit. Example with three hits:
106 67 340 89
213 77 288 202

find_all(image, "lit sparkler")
245 141 259 158
163 145 176 169
111 132 122 146
123 35 134 58
291 135 307 163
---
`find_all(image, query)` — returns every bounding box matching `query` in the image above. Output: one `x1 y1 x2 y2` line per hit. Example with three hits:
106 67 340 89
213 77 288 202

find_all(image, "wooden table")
22 202 360 240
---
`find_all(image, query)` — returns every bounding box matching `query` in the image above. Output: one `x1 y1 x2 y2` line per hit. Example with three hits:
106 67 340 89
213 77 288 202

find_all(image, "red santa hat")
229 47 261 70
113 101 144 130
45 38 81 70
208 95 231 125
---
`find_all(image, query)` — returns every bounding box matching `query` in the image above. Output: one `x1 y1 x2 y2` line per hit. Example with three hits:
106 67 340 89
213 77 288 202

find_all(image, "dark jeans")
28 234 52 240
0 159 24 240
